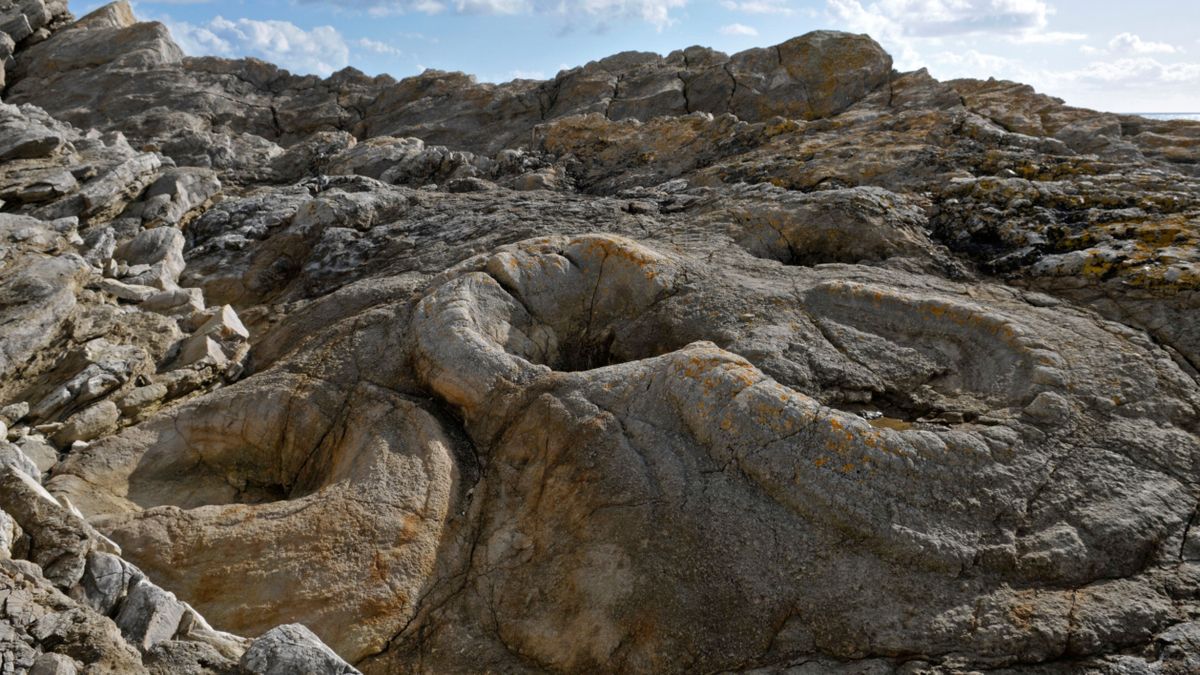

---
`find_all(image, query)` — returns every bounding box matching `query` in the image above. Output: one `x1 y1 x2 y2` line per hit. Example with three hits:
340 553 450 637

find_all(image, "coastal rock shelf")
1 1 1199 673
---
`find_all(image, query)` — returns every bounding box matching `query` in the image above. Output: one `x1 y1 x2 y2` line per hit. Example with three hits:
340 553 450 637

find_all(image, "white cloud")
931 48 1025 76
166 16 351 76
926 45 1200 112
1059 57 1200 86
354 37 404 56
828 0 1053 38
720 0 793 14
301 0 688 29
1107 33 1179 55
1009 30 1085 45
826 0 1090 74
720 22 758 36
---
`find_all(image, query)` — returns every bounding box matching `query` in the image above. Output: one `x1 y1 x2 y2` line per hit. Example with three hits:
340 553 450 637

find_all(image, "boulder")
51 400 119 446
114 226 185 289
240 624 360 675
114 578 187 653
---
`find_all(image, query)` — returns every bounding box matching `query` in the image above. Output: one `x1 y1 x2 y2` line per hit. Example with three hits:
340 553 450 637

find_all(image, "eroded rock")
0 1 1199 673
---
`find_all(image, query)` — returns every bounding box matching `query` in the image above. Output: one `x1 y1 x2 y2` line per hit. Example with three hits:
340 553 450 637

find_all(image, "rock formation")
2 0 1199 673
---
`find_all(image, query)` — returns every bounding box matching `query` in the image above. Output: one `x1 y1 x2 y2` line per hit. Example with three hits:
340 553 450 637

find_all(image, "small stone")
81 227 117 267
141 287 204 314
446 176 497 193
75 551 143 616
0 509 19 558
240 624 361 675
98 278 157 303
1023 391 1072 422
196 304 250 341
0 441 42 481
174 335 228 369
0 401 29 425
114 578 187 653
114 227 186 289
158 367 214 399
174 603 251 661
29 653 78 675
17 436 60 473
115 383 169 416
512 168 561 191
51 400 120 447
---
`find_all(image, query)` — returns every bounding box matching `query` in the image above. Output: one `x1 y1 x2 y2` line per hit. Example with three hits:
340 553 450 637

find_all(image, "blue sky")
96 1 1200 112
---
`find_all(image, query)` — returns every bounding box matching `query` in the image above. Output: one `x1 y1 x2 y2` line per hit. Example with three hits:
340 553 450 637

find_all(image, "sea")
1127 113 1200 121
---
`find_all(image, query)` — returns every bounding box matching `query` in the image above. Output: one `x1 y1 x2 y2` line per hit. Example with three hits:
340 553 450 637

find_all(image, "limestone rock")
0 467 96 588
29 652 78 675
114 226 185 290
140 287 204 315
240 624 360 675
0 0 1198 673
0 440 41 480
113 384 167 417
113 578 186 653
17 435 58 473
0 401 30 425
74 550 139 615
50 400 119 446
98 278 157 303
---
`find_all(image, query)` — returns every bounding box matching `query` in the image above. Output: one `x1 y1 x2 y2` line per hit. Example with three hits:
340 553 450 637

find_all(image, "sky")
87 0 1200 113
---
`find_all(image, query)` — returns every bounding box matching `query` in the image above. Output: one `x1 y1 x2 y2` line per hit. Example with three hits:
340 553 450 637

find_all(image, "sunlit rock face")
2 1 1200 673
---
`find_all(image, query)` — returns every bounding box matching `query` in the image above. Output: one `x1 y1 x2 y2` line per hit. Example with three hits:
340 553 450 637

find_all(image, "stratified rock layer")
2 1 1200 674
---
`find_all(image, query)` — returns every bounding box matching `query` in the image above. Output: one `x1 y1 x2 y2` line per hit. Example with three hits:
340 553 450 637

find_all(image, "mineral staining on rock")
1 0 1200 673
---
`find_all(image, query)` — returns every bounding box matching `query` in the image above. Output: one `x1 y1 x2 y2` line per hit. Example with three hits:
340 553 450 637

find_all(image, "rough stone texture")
113 578 186 653
240 624 359 675
1 1 1199 673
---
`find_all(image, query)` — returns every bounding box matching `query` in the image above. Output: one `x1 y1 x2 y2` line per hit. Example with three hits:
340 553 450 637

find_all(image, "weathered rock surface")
2 0 1200 673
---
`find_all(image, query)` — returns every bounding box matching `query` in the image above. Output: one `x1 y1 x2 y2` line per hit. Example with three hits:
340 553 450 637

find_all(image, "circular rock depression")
401 232 1200 672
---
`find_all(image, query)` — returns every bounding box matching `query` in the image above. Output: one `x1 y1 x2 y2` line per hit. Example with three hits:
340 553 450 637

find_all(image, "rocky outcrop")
2 1 1200 673
2 6 893 181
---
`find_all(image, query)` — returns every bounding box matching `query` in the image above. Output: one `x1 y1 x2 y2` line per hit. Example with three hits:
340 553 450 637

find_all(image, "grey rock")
239 624 360 675
114 578 187 653
0 467 94 588
74 550 140 616
51 400 119 446
28 338 152 422
0 401 29 425
29 652 78 675
80 226 116 266
0 122 63 161
143 639 239 675
17 435 59 473
113 384 167 417
132 167 221 229
0 508 19 558
173 335 227 369
140 287 204 315
97 278 158 303
0 440 41 480
0 248 88 397
114 226 185 290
